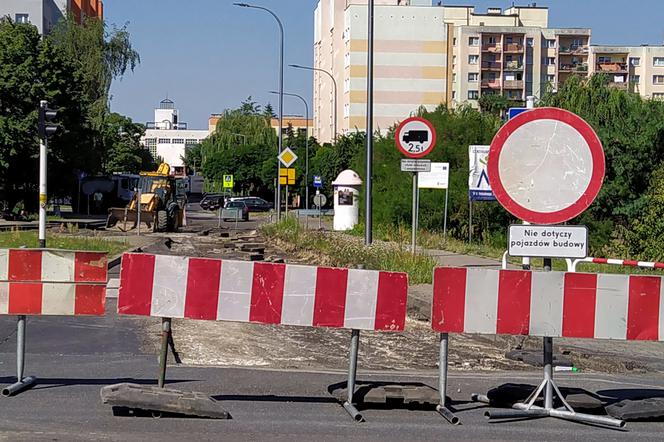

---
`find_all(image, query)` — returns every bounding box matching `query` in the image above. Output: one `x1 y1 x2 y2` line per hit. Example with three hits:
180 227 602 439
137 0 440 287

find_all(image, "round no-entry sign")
487 107 605 225
395 117 436 158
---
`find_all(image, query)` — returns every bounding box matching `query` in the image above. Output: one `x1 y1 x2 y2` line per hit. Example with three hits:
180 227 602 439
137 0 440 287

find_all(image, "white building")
141 99 210 176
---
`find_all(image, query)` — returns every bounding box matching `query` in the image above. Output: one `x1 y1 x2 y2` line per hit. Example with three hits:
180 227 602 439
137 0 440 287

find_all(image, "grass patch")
348 222 664 276
0 231 129 256
263 217 436 284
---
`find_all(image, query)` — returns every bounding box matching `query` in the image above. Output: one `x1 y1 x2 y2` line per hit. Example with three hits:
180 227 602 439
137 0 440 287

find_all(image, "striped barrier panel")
118 253 408 331
0 249 108 316
432 267 664 341
570 257 664 272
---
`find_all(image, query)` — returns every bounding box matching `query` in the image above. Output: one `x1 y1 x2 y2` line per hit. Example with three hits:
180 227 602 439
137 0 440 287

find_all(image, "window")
632 75 640 84
15 14 29 24
452 73 457 82
654 57 664 66
453 37 457 46
469 37 479 46
527 38 534 47
547 74 555 82
547 57 555 65
506 36 513 44
546 39 556 48
172 138 184 144
185 139 199 147
452 91 456 99
630 57 640 66
468 55 479 65
453 55 457 65
468 90 479 100
653 93 664 100
486 36 496 44
157 138 171 144
654 75 664 84
468 73 478 82
598 56 611 63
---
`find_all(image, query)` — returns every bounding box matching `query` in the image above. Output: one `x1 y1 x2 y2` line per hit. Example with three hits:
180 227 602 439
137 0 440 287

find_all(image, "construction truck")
106 163 184 232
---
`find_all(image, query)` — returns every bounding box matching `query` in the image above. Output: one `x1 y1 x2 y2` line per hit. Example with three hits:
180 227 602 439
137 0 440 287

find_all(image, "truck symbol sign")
402 130 429 144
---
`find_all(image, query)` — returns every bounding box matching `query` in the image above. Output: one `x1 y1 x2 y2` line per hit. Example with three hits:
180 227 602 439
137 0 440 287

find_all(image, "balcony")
608 82 628 90
481 79 501 89
481 61 502 70
503 61 524 71
559 63 588 73
559 45 589 55
503 80 524 89
482 44 501 53
504 43 524 53
597 62 628 73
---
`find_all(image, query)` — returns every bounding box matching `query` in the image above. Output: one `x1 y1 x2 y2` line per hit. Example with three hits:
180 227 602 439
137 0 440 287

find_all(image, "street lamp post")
289 64 337 141
234 3 284 220
270 91 310 210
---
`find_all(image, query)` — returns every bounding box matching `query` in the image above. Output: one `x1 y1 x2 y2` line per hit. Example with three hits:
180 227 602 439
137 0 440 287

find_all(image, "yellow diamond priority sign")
278 147 298 168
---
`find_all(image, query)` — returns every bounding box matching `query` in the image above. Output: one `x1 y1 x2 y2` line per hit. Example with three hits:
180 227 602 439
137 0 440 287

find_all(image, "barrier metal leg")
484 334 625 428
158 318 172 388
437 333 460 424
342 329 364 422
2 315 37 397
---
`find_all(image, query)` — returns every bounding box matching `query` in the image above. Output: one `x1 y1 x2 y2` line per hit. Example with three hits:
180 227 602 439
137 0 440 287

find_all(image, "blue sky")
107 1 664 129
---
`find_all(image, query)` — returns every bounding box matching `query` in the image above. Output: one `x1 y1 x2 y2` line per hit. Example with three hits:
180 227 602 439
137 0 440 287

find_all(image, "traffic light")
38 100 58 139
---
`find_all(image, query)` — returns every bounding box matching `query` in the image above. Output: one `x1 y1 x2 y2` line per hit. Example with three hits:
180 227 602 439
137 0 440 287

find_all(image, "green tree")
478 94 511 117
101 112 154 173
263 102 276 120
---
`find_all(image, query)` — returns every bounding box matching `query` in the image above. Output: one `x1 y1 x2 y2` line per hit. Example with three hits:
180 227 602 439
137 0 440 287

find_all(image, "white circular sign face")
488 108 605 225
395 117 437 158
498 119 593 213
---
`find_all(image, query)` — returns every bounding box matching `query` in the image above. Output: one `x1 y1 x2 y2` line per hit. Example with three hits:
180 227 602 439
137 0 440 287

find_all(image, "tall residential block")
446 5 590 106
0 0 103 35
589 45 664 99
312 2 598 142
313 0 447 142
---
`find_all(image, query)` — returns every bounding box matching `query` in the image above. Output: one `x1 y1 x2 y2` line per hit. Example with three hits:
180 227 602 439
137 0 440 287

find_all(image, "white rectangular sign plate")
508 225 588 259
418 162 449 189
401 159 431 173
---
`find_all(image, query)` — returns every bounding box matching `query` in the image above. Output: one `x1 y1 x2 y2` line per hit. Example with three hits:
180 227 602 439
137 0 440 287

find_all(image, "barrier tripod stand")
476 258 625 429
2 315 37 396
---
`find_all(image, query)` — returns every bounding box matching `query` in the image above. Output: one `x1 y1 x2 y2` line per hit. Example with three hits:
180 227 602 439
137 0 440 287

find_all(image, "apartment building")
589 45 664 99
313 0 446 142
0 0 103 34
446 5 591 107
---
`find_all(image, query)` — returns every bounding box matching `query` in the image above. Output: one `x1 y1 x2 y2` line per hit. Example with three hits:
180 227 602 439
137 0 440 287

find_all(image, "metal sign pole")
443 187 449 241
468 199 473 243
411 172 418 254
136 187 141 236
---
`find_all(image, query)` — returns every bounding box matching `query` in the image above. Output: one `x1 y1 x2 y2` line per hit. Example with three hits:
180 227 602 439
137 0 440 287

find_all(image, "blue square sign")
313 175 323 188
508 107 529 120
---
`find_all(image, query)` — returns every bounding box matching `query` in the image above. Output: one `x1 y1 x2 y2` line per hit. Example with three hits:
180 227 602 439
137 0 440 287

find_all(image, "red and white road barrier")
433 267 664 341
118 253 408 331
569 257 664 272
0 249 107 316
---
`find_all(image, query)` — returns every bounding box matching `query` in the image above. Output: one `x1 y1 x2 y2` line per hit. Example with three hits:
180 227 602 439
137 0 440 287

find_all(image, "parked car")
200 193 224 211
234 197 272 212
224 200 249 221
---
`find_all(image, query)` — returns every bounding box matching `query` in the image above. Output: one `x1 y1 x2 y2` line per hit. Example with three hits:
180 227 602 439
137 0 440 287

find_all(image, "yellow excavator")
106 163 184 232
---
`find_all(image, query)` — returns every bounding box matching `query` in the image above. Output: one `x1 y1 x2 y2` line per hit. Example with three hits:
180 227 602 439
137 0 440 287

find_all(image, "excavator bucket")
106 193 157 232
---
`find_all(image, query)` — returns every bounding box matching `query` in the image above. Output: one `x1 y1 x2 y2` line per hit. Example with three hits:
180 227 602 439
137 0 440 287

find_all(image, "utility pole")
38 100 58 249
364 0 374 246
